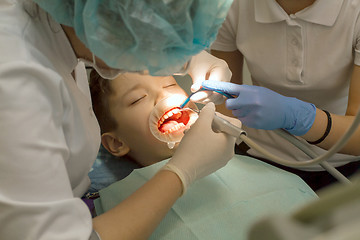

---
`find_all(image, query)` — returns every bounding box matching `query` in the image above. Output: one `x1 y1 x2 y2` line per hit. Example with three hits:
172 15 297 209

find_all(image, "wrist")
284 99 316 136
160 164 189 196
307 110 332 144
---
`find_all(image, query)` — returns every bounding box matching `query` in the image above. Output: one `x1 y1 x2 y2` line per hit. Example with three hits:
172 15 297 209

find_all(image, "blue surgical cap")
33 0 233 76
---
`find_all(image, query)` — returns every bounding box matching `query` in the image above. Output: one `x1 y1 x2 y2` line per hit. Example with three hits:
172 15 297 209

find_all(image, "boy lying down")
88 71 318 240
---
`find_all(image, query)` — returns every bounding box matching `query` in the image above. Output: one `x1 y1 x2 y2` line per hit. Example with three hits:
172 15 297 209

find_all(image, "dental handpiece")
181 106 246 144
212 114 246 145
180 89 245 143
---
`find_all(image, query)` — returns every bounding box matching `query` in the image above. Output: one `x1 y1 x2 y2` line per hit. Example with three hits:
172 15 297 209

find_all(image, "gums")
157 107 190 134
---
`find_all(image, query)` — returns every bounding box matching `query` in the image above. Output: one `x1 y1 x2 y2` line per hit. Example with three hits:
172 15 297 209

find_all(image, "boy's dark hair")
89 70 118 134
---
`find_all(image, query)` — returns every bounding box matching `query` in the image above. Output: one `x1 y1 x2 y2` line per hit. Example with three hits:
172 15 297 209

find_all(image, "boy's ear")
101 132 130 157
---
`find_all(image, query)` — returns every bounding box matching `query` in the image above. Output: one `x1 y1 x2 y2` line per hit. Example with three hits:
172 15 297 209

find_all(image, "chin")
138 141 178 167
158 145 177 160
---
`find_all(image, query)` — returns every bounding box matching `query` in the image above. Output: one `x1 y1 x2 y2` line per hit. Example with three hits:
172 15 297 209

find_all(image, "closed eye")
130 95 146 105
164 83 177 88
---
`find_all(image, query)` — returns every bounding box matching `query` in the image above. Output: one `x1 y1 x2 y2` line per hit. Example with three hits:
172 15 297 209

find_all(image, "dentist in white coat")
0 0 238 239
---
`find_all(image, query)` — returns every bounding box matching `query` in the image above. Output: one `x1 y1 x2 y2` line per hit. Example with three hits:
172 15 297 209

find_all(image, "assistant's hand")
202 81 316 136
187 50 232 104
163 102 241 194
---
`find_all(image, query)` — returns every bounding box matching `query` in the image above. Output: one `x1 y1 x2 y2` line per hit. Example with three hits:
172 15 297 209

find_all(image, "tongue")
159 120 179 133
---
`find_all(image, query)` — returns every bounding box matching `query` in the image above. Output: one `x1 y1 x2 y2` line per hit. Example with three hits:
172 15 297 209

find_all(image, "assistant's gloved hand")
162 102 241 195
187 51 232 105
202 81 316 136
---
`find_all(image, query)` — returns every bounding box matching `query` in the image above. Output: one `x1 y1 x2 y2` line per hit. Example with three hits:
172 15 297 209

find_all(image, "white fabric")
0 1 101 239
211 0 360 170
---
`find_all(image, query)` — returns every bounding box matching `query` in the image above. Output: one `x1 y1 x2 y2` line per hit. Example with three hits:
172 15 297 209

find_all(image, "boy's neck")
276 0 316 15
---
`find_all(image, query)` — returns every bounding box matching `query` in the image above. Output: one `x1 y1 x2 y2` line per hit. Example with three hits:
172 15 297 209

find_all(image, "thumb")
190 68 206 92
194 102 216 128
202 80 243 96
191 80 203 93
190 63 232 93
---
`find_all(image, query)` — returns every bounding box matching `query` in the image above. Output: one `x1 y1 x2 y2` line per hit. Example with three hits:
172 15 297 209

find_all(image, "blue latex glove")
202 81 316 136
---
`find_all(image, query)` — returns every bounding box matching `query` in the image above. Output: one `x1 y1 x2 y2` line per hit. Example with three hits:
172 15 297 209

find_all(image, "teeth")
156 107 188 134
162 122 186 134
157 108 181 128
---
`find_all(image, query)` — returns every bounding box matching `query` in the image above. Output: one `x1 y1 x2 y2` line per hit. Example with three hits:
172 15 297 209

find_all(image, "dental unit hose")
210 115 353 184
181 88 360 183
238 106 360 169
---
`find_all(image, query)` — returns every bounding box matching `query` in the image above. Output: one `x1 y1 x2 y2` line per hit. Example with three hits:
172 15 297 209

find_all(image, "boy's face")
106 72 191 166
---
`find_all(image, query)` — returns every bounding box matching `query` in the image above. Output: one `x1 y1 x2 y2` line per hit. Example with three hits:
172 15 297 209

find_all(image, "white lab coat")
0 1 101 239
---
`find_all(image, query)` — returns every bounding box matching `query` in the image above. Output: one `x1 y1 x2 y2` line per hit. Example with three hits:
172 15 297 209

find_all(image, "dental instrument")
212 114 246 145
182 105 246 144
180 88 245 142
180 88 360 184
179 87 234 108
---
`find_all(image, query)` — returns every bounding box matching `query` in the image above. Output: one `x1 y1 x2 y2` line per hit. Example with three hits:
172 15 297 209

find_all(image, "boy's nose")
154 91 170 106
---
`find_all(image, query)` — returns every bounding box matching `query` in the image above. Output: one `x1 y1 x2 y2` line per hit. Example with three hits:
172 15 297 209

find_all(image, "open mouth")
149 94 199 144
157 107 191 134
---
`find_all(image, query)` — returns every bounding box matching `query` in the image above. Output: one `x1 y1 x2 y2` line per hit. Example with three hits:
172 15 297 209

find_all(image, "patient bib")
94 155 317 240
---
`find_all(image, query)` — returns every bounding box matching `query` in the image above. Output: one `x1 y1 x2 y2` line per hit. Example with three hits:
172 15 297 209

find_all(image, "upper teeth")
158 108 181 128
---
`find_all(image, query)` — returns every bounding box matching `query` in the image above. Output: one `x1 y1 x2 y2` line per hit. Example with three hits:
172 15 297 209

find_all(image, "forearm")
302 109 360 156
92 170 182 240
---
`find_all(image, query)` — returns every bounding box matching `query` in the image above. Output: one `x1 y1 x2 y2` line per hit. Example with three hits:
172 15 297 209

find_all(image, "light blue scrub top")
94 155 317 240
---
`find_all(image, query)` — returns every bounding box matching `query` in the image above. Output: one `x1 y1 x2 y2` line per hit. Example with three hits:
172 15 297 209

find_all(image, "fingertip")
189 91 210 102
204 101 215 110
193 102 215 127
191 82 201 92
209 101 215 108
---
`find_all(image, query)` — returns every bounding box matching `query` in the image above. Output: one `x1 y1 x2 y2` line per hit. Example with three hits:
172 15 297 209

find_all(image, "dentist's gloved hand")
187 50 232 105
202 81 316 136
162 102 241 195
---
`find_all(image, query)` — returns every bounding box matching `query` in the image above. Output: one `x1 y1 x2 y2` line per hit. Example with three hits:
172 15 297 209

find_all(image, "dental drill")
177 88 360 184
